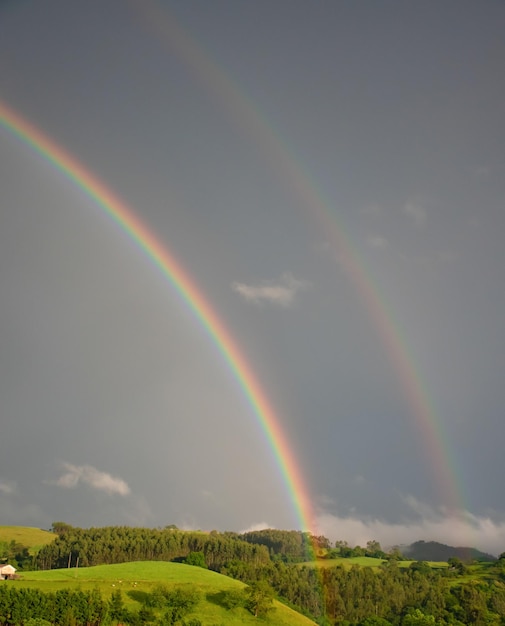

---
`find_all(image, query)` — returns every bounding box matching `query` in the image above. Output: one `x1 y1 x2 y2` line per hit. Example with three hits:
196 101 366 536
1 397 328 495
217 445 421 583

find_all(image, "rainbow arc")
0 99 316 536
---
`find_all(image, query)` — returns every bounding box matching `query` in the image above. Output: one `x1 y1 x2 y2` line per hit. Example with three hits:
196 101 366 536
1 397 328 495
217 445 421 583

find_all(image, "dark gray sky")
1 0 505 554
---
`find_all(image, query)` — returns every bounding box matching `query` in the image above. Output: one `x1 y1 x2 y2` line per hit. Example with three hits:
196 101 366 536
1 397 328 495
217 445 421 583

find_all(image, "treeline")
35 525 398 571
0 584 203 626
239 528 330 562
35 524 270 571
0 587 107 626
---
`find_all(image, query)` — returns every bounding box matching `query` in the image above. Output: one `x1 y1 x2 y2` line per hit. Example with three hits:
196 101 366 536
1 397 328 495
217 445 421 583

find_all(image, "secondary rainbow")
139 4 463 513
0 98 316 534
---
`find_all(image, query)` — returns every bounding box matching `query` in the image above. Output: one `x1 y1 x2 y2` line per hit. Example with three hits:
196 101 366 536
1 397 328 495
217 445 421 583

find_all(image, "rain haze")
1 1 505 554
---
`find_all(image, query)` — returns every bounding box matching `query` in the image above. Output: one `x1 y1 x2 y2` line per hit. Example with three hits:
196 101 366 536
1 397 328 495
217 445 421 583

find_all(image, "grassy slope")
0 526 55 554
312 557 452 570
311 556 386 569
16 562 317 626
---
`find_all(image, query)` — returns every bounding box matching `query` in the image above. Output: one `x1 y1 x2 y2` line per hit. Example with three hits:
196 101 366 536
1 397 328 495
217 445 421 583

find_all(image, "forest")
2 523 505 626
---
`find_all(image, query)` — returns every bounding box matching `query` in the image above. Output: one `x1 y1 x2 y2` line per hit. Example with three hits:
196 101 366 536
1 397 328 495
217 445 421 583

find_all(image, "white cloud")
55 463 130 496
314 499 505 556
0 479 16 495
403 202 427 226
239 522 272 534
232 273 308 307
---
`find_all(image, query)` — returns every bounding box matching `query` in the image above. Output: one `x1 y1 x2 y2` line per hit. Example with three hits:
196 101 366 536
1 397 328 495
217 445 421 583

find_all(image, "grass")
310 556 386 569
451 562 498 585
15 561 317 625
0 526 55 554
310 557 451 570
397 560 449 569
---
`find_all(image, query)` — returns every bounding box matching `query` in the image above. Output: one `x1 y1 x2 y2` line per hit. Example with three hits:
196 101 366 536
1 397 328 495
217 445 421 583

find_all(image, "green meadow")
14 561 317 625
312 556 386 569
310 556 451 570
0 526 55 554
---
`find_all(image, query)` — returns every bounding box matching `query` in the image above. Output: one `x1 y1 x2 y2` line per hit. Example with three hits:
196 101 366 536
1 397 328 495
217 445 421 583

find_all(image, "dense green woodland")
0 585 202 626
34 524 271 571
3 524 505 626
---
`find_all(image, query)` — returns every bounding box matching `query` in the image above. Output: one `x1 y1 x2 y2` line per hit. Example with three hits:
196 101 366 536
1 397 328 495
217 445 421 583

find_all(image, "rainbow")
0 99 316 535
138 4 462 513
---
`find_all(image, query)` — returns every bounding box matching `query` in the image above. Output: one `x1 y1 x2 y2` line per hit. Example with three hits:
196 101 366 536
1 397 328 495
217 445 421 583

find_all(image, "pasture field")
14 561 316 625
397 560 449 569
311 556 386 568
0 526 55 554
311 557 450 570
454 562 497 585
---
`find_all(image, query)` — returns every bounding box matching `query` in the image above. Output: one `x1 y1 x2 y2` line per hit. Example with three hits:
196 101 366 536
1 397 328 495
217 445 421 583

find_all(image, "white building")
0 564 16 580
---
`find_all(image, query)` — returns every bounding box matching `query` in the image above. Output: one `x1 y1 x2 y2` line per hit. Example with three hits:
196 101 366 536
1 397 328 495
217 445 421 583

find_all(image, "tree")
360 617 392 626
51 522 75 536
25 620 53 626
387 546 404 560
409 561 431 575
402 609 436 626
448 557 467 575
109 589 126 623
185 551 207 569
366 540 383 558
221 588 247 610
245 580 275 617
335 540 352 557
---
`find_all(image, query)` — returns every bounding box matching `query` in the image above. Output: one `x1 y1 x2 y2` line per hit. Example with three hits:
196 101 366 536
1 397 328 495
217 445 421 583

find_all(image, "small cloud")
55 463 130 496
403 202 427 226
366 235 388 249
0 479 16 495
232 273 308 307
239 522 272 534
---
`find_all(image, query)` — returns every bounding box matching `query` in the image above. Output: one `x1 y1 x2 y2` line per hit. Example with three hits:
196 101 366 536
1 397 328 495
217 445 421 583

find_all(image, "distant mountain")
402 540 496 563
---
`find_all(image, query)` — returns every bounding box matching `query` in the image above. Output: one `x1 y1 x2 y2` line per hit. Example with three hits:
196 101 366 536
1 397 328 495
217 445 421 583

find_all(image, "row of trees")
37 525 399 571
239 528 331 562
0 584 205 626
0 587 108 626
35 525 270 571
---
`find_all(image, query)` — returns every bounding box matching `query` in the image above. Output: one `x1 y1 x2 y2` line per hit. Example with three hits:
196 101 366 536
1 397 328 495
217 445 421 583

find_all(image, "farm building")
0 564 16 579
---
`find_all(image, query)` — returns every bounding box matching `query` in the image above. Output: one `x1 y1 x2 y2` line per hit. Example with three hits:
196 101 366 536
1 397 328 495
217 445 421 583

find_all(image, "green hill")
403 540 496 563
0 526 55 554
15 561 317 625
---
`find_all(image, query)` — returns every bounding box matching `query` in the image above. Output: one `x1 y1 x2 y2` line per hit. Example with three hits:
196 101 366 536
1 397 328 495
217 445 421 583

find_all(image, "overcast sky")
1 0 505 555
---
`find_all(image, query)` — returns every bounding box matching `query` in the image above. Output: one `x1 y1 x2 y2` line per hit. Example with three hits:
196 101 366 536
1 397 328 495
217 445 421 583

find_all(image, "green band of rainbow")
0 99 315 534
